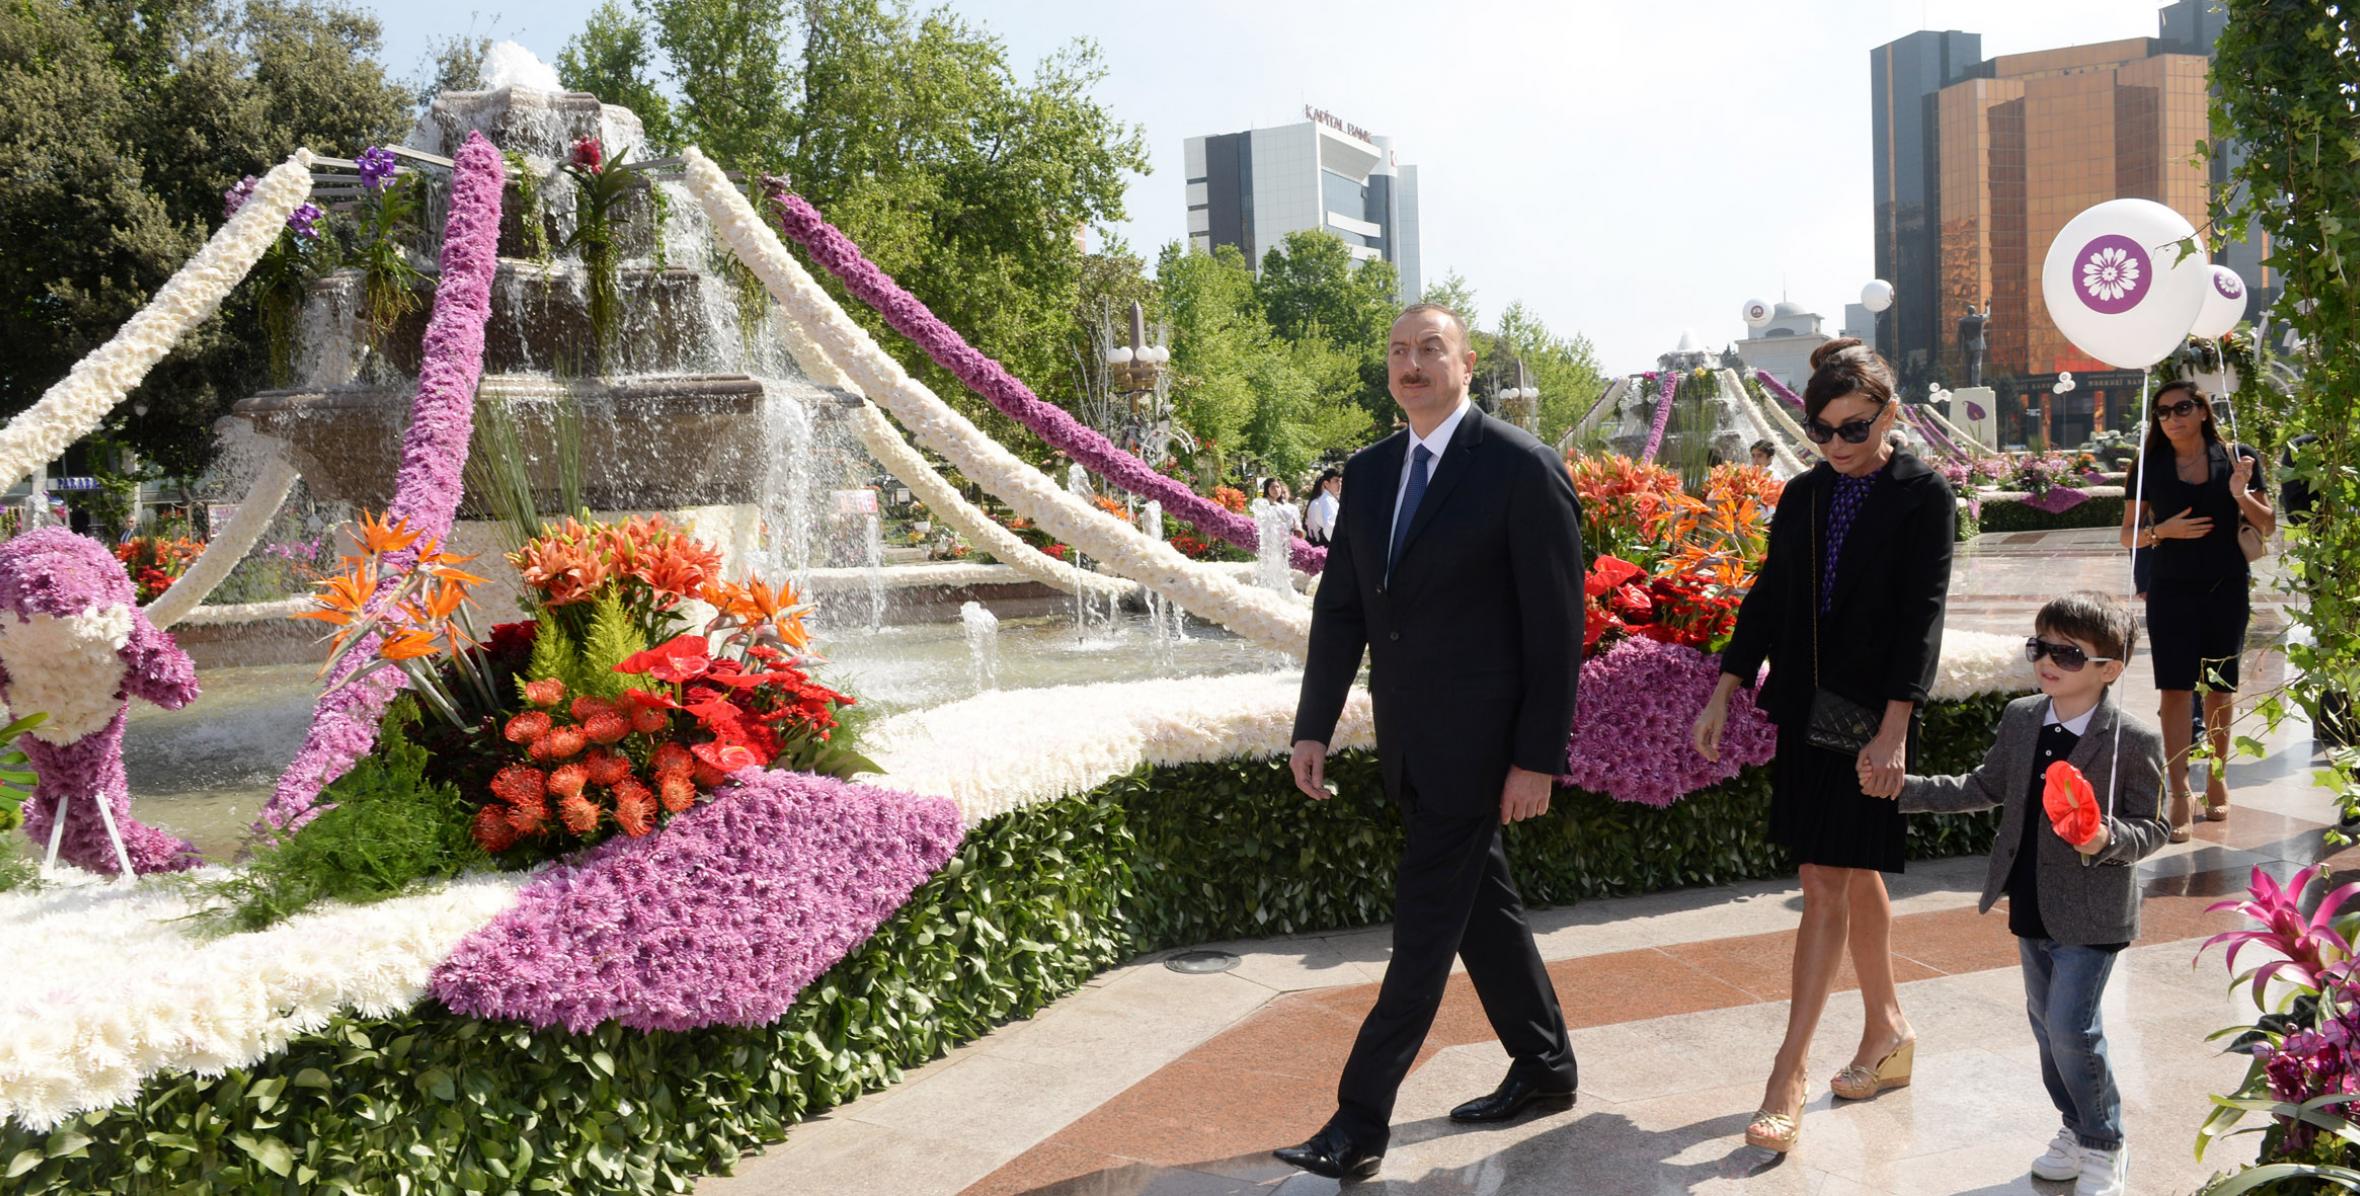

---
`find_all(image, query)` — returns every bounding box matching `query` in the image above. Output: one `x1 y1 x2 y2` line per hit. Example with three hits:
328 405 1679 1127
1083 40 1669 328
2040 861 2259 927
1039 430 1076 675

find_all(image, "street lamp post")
1098 300 1184 469
1492 360 1540 434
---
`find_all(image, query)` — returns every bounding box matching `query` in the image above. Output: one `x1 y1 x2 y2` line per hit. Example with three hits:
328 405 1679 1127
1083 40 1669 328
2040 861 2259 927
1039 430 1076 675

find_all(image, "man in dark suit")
1277 304 1586 1181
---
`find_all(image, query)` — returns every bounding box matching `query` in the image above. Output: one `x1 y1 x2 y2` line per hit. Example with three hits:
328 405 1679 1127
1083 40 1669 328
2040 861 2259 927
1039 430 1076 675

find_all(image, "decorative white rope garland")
681 147 1311 657
0 152 315 494
756 284 1140 606
141 449 302 630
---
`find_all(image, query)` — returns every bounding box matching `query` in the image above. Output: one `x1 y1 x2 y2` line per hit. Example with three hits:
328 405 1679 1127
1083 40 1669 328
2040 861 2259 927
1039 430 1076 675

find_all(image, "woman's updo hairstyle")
1802 337 1897 421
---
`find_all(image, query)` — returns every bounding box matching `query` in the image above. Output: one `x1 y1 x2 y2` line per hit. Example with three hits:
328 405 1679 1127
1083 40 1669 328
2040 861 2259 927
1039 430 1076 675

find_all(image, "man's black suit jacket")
1292 407 1586 814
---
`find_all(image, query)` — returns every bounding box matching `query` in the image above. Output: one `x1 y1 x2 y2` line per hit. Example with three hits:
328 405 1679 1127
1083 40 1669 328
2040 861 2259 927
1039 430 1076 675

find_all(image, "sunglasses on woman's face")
1805 415 1880 445
2025 637 2116 672
2153 398 2204 420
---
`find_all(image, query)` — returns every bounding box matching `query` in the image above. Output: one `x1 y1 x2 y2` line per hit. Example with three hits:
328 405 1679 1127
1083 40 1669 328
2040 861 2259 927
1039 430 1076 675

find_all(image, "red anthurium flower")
1585 555 1646 597
691 740 764 773
615 633 714 683
623 687 680 710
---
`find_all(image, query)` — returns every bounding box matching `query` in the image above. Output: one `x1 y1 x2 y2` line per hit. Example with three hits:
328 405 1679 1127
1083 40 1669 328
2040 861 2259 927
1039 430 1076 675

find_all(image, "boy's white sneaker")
2077 1143 2126 1195
2029 1126 2082 1181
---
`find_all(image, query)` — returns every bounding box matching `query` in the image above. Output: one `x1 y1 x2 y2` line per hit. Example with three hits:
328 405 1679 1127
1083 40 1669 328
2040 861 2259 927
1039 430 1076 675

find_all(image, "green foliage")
0 850 36 894
557 2 679 151
577 596 651 701
0 0 411 475
189 699 485 932
0 692 2015 1193
1255 229 1400 428
1975 493 2127 535
2206 2 2360 836
0 712 46 832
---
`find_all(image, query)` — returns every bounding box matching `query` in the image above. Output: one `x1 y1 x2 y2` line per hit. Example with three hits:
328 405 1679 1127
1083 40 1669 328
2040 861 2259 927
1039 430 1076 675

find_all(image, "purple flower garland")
763 183 1329 575
1557 637 1776 807
1638 370 1681 464
429 769 964 1032
1755 369 1805 408
258 132 504 834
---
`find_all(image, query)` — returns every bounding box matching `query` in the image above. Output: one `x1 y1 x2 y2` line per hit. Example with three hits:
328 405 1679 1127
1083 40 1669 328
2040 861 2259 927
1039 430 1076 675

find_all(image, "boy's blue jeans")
2019 936 2124 1151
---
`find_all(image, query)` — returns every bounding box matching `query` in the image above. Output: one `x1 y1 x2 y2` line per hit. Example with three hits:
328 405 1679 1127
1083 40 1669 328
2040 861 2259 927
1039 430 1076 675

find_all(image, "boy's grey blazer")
1899 691 2170 946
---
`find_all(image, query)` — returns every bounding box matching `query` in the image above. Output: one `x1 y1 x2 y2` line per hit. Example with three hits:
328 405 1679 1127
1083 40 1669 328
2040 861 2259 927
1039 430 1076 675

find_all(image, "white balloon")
2039 199 2211 369
2058 371 2073 382
1742 298 1773 326
1861 280 1894 314
2189 264 2249 340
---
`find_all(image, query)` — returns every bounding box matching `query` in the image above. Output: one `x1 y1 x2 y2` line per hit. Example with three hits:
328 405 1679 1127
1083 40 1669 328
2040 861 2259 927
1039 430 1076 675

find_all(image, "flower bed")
1970 488 2128 535
0 683 2014 1194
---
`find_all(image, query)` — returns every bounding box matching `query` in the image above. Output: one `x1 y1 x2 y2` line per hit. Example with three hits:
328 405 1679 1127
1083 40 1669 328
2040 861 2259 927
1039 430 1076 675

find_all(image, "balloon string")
2108 367 2152 823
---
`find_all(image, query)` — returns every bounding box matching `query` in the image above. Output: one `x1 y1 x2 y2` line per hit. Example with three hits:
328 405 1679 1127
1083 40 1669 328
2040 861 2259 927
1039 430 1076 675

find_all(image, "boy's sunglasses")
2153 398 2204 419
2025 637 2117 672
1805 415 1881 445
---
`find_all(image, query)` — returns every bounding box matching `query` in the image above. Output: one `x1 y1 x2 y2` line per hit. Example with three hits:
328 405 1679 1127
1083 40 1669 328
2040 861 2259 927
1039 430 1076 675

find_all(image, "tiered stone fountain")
234 85 844 615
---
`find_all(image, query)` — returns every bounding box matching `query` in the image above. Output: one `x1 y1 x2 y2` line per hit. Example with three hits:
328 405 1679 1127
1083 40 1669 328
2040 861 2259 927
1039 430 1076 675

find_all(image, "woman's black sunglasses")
2153 398 2205 419
1805 415 1880 445
2025 637 2116 672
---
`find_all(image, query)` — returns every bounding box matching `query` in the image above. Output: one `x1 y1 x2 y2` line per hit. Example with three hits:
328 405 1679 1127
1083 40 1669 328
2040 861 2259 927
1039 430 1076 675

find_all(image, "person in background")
1886 592 2167 1196
1305 467 1343 546
1750 439 1778 471
1693 338 1957 1154
1257 477 1305 538
2118 381 2272 839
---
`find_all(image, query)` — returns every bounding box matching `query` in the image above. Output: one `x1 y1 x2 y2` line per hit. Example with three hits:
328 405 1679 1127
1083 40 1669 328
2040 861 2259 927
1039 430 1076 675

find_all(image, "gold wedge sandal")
1744 1082 1811 1153
2168 790 2195 843
1830 1038 1915 1101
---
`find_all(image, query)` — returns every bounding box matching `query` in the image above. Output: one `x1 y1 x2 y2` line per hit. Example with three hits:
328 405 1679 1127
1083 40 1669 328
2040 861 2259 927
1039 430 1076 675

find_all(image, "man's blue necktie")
1388 443 1432 582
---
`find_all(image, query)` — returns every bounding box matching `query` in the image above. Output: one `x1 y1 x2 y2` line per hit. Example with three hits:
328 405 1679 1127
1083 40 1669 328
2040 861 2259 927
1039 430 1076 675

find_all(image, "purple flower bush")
1558 637 1775 807
259 131 504 834
0 528 203 873
1639 370 1681 464
764 182 1330 575
354 146 399 193
429 769 964 1032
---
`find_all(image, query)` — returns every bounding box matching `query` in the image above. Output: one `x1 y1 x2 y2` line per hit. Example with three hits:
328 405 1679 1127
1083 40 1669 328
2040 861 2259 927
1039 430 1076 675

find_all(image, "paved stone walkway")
698 528 2333 1194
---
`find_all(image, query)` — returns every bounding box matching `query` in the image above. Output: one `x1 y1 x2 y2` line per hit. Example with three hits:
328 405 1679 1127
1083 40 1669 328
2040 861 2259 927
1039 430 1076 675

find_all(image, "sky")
374 0 2187 374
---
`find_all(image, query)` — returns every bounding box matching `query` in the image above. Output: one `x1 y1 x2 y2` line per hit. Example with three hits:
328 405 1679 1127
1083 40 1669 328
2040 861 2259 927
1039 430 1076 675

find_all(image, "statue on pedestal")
1957 302 1991 388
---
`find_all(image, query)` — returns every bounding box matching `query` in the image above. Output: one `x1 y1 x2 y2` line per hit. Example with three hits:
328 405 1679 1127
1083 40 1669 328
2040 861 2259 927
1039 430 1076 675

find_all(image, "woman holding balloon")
2037 197 2267 841
2120 381 2272 838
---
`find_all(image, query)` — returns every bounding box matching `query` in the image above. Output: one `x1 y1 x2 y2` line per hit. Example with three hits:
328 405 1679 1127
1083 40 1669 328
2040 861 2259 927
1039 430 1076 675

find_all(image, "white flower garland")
865 670 1374 823
142 449 303 630
771 302 1137 606
0 153 315 494
0 870 523 1130
1716 368 1808 475
872 627 2031 824
682 148 1313 657
168 596 311 627
1746 372 1816 452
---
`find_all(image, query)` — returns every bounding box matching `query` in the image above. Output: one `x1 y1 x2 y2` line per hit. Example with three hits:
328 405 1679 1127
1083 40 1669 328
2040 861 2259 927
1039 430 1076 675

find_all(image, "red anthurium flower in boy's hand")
2042 761 2102 850
615 633 713 683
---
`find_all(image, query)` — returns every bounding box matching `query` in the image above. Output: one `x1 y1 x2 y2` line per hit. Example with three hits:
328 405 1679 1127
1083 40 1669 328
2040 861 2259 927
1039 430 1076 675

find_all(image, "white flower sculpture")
682 147 1313 657
0 152 314 494
2081 245 2141 303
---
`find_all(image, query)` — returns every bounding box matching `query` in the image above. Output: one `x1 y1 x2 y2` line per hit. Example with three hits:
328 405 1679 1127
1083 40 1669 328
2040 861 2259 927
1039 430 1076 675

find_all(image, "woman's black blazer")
1719 450 1958 728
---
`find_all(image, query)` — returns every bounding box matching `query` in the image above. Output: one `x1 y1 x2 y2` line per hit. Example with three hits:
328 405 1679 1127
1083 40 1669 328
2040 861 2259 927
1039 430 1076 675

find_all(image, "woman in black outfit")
2119 380 2273 839
1690 339 1957 1152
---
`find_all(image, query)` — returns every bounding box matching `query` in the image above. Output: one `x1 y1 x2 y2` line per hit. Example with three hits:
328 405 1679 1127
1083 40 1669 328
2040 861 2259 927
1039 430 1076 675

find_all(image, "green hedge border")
0 694 2010 1194
1974 493 2127 535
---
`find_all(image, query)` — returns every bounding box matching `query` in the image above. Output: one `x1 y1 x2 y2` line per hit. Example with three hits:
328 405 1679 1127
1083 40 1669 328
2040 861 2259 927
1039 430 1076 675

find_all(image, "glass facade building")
1184 114 1421 303
1871 1 2272 446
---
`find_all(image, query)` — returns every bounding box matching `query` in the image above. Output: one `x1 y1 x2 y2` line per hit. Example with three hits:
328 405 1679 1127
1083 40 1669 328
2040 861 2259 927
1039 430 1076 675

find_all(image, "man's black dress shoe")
1272 1128 1383 1180
1449 1073 1577 1123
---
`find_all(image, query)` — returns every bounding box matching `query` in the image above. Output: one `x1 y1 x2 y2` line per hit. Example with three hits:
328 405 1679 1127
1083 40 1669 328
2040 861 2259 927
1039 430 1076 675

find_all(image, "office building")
1184 108 1421 303
1870 1 2270 445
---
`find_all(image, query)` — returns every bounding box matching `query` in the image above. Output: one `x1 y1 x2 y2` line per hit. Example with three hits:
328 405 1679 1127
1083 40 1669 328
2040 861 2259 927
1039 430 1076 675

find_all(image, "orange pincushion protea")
541 725 587 760
489 765 546 806
583 711 631 745
522 678 567 707
657 771 696 813
583 749 632 787
471 805 521 852
504 711 553 744
558 794 601 835
612 779 656 837
547 762 589 800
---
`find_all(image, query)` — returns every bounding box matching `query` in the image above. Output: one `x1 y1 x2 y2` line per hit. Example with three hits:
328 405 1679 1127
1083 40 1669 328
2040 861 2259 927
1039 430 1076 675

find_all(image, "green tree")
1253 229 1399 425
1488 300 1607 447
2206 2 2360 825
556 1 678 150
0 0 411 476
641 0 794 169
1419 269 1480 330
1157 241 1368 483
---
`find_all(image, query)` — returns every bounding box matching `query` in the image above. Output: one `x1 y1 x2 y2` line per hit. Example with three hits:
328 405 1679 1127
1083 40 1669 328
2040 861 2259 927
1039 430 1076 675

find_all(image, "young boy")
1889 592 2170 1196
